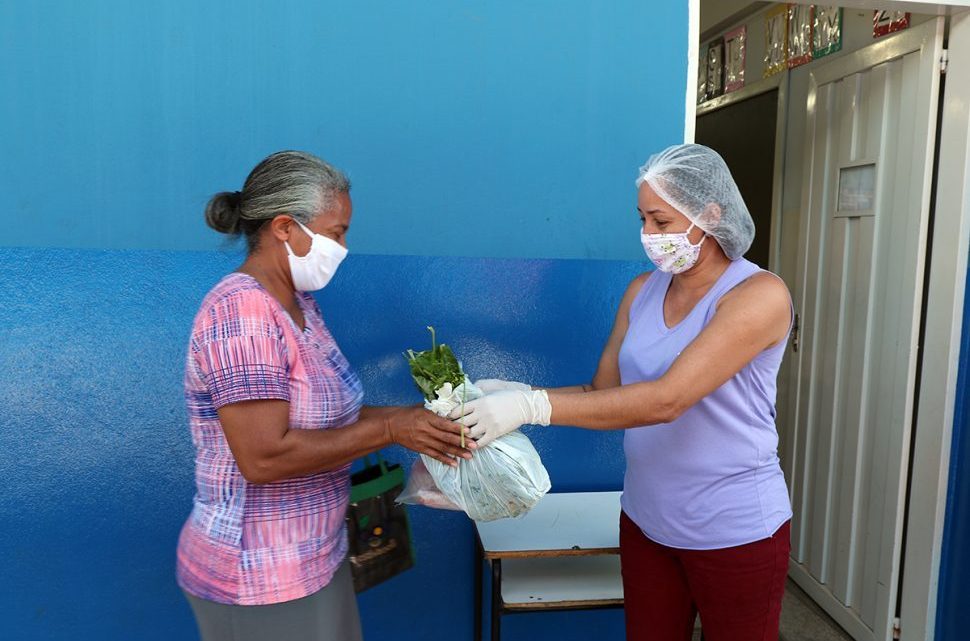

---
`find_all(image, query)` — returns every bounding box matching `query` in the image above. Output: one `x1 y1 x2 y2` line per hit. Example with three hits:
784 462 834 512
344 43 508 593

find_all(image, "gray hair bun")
205 191 243 235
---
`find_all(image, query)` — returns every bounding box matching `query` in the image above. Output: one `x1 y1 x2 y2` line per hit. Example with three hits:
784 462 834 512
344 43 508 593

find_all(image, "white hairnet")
635 144 755 260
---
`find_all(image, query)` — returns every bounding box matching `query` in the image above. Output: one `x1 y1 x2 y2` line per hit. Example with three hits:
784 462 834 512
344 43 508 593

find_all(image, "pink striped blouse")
176 273 363 605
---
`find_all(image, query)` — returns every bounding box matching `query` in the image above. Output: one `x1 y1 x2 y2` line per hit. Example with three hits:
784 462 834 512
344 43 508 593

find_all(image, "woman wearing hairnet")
454 144 792 641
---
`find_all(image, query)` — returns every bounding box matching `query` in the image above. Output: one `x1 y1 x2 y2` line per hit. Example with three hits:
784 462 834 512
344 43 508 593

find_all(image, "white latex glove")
450 389 552 447
474 378 533 395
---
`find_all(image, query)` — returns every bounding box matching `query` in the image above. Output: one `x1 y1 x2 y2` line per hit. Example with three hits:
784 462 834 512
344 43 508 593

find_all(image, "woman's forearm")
359 405 401 419
547 381 683 430
248 415 391 483
540 384 591 394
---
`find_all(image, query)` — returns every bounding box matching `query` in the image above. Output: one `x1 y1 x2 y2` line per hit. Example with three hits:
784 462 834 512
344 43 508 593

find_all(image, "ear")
700 203 722 228
267 215 296 242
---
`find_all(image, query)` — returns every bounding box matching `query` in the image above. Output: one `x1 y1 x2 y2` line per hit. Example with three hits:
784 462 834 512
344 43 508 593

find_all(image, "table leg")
474 536 483 641
490 558 502 641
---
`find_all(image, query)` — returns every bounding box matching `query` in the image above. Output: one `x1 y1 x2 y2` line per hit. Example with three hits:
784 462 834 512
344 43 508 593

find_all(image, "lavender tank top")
618 258 792 550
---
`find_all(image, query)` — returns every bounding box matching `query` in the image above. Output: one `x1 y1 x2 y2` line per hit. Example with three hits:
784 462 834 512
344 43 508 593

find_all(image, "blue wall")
0 0 686 260
0 248 646 640
936 259 970 640
0 1 689 639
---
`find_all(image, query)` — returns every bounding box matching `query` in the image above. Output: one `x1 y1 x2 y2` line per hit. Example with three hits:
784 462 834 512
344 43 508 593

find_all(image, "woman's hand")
474 379 532 394
385 407 477 467
449 390 552 447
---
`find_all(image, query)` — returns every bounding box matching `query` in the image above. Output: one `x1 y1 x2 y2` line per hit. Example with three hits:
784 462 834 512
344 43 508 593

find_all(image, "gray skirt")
183 562 363 641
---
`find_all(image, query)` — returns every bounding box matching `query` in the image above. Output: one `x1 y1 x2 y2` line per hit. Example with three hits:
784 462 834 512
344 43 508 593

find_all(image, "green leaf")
404 326 466 401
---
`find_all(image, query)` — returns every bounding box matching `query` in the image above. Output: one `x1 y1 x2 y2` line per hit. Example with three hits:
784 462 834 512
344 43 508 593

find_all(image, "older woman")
177 151 475 641
456 144 792 641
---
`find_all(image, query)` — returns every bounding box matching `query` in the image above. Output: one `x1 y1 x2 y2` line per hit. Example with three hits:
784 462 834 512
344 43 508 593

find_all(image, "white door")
782 18 945 641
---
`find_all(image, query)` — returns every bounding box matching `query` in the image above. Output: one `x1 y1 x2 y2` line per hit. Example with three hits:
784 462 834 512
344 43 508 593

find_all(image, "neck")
239 250 297 308
670 244 732 293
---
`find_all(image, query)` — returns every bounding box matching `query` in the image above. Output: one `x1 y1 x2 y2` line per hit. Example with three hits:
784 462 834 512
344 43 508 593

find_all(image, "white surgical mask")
640 223 706 274
285 220 348 291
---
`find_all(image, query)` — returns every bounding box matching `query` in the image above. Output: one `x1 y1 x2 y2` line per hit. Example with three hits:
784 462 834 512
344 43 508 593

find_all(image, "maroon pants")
619 511 790 641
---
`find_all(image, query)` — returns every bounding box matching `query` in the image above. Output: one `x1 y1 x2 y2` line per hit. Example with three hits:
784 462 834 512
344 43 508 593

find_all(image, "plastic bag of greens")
396 328 551 521
396 456 462 512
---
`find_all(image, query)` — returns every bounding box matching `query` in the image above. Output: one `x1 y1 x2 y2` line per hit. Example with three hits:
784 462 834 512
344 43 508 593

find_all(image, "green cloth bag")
345 453 416 592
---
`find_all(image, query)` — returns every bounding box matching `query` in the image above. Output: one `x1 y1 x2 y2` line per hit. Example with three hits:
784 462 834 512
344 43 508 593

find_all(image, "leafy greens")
405 326 465 402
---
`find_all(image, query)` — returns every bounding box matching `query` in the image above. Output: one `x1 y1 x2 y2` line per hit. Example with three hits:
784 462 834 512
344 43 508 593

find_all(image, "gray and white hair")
205 150 351 251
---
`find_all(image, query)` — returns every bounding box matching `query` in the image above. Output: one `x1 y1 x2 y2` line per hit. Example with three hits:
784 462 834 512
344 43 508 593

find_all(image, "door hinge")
893 617 901 640
941 49 949 74
791 313 800 353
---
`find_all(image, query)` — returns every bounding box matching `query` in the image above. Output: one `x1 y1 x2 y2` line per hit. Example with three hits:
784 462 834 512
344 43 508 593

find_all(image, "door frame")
902 10 970 641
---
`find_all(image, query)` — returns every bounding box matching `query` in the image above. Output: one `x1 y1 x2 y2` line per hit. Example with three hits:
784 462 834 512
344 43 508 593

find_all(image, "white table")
472 491 624 641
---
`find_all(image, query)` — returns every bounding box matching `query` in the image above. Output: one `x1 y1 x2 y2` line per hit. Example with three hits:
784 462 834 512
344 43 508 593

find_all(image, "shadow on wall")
0 247 648 641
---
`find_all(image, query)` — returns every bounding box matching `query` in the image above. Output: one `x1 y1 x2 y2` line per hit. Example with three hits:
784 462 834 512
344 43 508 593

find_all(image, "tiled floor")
688 579 853 641
779 579 853 641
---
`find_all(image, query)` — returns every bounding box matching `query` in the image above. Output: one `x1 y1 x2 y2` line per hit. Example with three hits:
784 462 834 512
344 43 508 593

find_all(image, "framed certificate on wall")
706 38 725 100
725 26 746 92
764 4 788 77
787 3 814 68
813 6 843 58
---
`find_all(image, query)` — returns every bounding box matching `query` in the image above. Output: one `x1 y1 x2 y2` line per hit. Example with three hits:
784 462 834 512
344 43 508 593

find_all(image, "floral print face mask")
640 223 707 274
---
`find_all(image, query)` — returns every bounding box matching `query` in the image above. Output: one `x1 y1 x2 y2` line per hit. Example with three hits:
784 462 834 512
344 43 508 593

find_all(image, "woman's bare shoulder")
718 271 792 339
